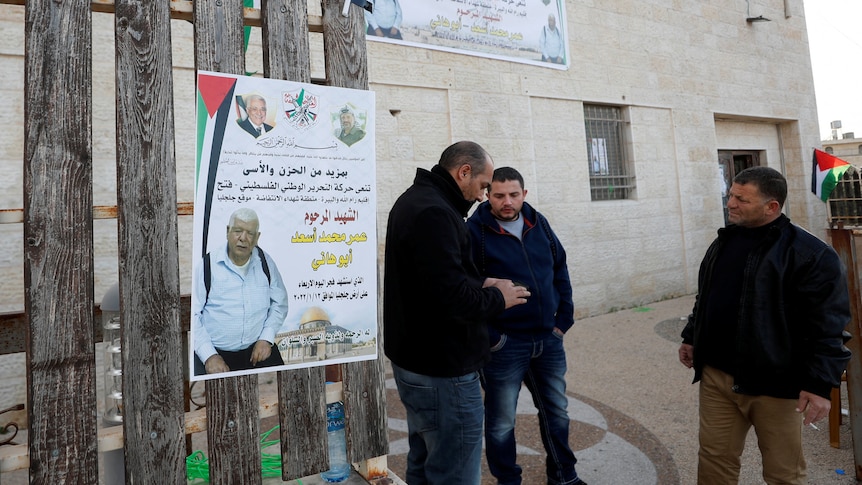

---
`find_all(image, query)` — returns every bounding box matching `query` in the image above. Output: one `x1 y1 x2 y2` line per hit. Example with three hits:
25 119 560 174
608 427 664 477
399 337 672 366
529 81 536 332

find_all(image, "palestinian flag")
811 148 851 202
195 72 237 253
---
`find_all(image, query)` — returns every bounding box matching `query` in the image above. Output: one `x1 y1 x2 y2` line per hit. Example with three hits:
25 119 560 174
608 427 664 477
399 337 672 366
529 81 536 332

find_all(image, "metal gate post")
829 227 862 479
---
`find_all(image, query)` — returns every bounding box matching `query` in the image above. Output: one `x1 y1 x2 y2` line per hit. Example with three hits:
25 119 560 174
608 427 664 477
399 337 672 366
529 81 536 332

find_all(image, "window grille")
828 165 862 228
584 104 635 200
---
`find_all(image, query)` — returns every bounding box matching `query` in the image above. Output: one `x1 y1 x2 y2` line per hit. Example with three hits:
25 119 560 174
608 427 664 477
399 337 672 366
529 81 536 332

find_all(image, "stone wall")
0 0 827 321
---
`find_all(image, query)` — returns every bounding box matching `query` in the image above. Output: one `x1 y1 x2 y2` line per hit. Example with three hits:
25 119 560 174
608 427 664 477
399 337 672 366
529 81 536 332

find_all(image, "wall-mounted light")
746 0 771 22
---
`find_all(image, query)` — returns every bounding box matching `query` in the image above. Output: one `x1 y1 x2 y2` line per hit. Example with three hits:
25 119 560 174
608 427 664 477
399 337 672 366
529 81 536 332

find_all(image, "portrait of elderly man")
192 207 289 376
540 14 565 64
237 94 274 138
364 0 403 40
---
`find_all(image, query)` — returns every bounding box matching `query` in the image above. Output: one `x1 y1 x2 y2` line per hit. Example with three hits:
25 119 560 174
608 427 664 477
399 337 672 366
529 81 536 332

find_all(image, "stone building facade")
0 0 828 320
823 134 862 166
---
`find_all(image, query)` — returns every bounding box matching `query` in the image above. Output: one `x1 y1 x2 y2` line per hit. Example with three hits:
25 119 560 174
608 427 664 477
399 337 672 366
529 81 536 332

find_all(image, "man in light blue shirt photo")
193 207 289 376
364 0 403 40
540 14 565 64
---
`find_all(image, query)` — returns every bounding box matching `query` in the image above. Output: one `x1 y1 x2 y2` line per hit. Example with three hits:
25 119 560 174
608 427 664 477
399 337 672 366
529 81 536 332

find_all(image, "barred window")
584 104 635 200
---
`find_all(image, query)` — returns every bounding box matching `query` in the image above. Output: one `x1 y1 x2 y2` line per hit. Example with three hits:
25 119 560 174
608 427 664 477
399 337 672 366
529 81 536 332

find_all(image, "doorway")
718 150 760 225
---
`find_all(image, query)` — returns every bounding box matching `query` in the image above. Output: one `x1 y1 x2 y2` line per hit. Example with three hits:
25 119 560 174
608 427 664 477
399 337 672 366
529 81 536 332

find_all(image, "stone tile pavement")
0 295 857 484
382 295 858 484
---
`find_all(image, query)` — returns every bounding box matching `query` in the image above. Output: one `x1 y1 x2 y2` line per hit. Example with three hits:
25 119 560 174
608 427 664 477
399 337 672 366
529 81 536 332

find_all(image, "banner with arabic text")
364 0 568 69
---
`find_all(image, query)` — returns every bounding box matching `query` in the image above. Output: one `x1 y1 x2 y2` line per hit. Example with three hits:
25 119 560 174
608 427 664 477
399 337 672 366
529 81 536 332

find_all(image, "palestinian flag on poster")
811 148 851 202
195 72 238 254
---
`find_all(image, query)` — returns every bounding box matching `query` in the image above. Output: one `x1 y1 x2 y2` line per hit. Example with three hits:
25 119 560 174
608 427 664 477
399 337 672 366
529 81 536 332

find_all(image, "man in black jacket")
384 141 529 484
679 166 850 484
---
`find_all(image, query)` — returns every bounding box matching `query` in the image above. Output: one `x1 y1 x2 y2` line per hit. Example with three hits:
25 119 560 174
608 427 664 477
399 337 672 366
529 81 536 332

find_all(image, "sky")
803 0 862 140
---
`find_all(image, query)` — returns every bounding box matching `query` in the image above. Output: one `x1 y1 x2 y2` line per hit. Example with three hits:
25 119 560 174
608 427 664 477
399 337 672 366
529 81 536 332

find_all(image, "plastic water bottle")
320 401 351 482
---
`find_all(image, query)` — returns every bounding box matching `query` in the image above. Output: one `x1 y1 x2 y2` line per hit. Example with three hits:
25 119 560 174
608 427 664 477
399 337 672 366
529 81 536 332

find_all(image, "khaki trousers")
697 366 807 485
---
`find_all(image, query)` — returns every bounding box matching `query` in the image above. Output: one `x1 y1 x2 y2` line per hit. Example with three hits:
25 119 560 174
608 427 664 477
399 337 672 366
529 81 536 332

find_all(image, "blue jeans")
482 332 580 485
392 363 484 485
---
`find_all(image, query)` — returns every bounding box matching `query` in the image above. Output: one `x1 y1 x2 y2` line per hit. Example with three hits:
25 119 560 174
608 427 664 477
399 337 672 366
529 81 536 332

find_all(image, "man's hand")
678 343 694 368
205 354 230 374
484 277 530 309
250 340 273 366
796 391 831 426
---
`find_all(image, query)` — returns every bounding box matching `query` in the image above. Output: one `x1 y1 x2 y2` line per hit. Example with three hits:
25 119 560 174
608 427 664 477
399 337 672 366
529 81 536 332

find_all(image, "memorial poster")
191 71 377 381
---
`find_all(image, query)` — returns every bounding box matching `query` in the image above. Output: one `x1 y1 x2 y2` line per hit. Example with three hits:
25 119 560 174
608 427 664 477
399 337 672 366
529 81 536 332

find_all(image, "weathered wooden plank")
114 0 187 481
320 0 388 466
322 0 369 91
195 0 265 483
259 0 330 479
0 202 194 224
23 0 99 482
343 356 388 463
261 0 313 83
195 0 246 74
0 0 325 31
0 296 192 356
204 378 263 483
277 367 328 478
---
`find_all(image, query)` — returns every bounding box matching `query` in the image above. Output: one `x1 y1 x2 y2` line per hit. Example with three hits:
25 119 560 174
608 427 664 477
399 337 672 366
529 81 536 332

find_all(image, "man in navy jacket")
467 167 586 485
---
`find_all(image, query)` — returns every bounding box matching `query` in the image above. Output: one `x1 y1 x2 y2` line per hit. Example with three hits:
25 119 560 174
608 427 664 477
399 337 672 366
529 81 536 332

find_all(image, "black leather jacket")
682 215 851 399
384 166 505 377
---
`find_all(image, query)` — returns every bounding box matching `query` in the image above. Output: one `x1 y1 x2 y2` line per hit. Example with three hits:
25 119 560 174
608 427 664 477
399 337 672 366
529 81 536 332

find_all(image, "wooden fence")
0 0 389 483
